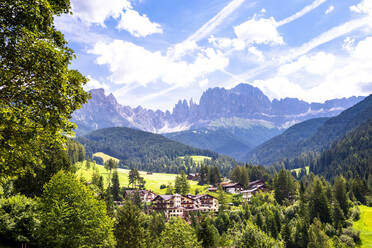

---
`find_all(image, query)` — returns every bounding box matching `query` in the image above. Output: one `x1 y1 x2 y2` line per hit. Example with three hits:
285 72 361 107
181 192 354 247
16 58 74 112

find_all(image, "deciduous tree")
0 0 89 177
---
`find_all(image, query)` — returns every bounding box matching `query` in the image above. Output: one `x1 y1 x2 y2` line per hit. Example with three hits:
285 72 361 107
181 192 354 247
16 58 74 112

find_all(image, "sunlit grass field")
290 166 310 177
76 161 209 195
178 155 211 163
354 205 372 248
92 152 120 164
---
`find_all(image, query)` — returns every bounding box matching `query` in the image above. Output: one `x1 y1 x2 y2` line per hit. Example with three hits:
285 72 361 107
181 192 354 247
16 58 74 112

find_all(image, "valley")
2 1 372 247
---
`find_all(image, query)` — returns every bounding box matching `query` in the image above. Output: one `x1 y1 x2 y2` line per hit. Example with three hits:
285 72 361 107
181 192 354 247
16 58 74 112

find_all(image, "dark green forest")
77 127 238 175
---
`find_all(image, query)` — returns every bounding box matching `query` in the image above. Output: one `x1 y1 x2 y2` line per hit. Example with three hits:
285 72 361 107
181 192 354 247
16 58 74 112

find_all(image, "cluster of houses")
123 179 266 220
124 190 218 220
208 179 266 201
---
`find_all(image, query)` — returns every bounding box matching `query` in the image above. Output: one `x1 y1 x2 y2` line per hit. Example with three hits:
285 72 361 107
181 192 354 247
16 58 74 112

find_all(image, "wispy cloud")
224 15 372 87
285 16 371 61
276 0 328 27
186 0 248 43
325 5 334 15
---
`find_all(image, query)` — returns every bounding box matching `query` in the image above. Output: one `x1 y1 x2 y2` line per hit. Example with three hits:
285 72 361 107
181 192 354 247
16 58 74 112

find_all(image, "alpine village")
1 0 372 248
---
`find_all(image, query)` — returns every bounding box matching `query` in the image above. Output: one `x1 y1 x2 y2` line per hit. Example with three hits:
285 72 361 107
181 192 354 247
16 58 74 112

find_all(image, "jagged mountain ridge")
72 84 365 135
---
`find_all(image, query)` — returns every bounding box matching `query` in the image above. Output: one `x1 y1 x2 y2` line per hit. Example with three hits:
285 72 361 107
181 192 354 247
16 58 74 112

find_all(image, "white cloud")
117 8 162 37
208 36 245 51
350 0 372 15
279 52 336 76
186 0 247 43
70 0 162 38
199 79 209 88
89 40 229 87
276 0 328 26
325 5 335 15
234 17 284 46
54 15 111 44
70 0 130 26
84 76 110 91
253 37 372 102
166 41 199 61
343 37 355 52
248 46 265 62
282 16 371 63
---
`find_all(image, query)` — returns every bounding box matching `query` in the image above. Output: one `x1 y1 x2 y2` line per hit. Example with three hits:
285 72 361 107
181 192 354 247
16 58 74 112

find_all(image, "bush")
350 207 360 221
342 227 360 243
339 234 355 247
160 184 167 189
324 223 336 236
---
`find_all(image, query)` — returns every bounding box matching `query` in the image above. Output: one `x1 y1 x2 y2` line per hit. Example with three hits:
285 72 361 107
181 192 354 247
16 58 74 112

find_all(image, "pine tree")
334 176 348 216
307 219 330 248
273 169 298 205
115 200 148 248
111 169 120 201
175 171 190 194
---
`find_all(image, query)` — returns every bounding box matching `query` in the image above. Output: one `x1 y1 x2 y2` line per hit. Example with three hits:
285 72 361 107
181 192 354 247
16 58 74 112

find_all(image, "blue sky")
56 0 372 110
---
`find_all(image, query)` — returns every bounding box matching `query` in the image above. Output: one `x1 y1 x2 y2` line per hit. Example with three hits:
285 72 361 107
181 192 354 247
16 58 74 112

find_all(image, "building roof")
249 180 264 186
222 182 243 188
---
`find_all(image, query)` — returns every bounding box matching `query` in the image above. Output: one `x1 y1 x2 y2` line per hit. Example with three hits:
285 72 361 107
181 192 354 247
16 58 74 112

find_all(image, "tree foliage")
158 217 201 248
0 194 39 245
273 169 298 205
38 171 115 248
115 200 148 248
175 170 190 194
0 0 89 177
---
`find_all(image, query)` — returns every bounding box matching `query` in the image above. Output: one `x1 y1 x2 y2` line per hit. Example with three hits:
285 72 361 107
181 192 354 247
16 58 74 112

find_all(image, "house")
191 194 219 212
222 182 244 194
150 193 219 219
187 173 199 181
151 194 184 218
241 180 267 201
249 180 265 189
208 187 217 192
124 190 157 203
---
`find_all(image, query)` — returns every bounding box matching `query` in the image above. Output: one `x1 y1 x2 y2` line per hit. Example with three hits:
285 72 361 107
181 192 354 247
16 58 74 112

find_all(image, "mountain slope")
164 128 251 160
77 127 216 161
311 118 372 180
76 127 237 174
246 94 372 165
164 121 282 161
245 117 329 164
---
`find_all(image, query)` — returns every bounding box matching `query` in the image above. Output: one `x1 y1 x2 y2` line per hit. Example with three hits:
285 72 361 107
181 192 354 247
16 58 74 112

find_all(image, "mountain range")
72 84 365 160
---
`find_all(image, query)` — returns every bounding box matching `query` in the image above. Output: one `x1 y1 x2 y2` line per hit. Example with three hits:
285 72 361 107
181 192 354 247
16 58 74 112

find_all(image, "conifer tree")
111 169 120 201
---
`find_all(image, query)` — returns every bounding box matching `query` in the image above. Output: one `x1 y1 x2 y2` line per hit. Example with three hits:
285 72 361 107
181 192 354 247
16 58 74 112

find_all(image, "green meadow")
92 152 120 164
290 166 310 177
178 155 212 163
354 205 372 248
76 161 209 195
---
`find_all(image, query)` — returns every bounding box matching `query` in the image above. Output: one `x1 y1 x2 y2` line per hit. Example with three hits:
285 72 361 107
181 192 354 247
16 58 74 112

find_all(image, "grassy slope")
76 161 209 195
178 155 212 163
93 152 120 164
290 166 310 177
354 205 372 248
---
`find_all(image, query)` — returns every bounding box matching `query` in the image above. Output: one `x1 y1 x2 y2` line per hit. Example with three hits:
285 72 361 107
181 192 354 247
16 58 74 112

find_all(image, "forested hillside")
76 127 238 174
247 94 372 165
311 118 372 182
246 117 329 164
